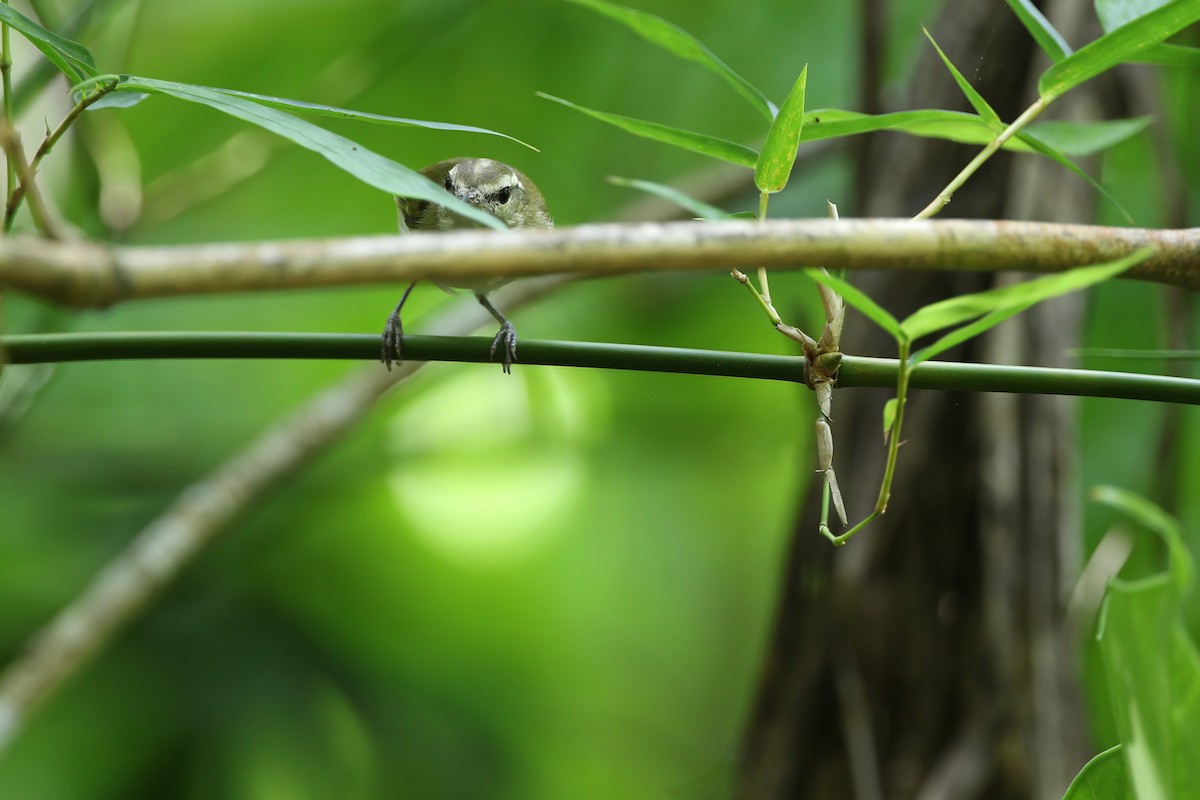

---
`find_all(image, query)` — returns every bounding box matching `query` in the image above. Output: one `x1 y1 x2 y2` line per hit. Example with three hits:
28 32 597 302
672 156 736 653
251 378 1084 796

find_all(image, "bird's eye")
444 177 453 191
496 186 512 204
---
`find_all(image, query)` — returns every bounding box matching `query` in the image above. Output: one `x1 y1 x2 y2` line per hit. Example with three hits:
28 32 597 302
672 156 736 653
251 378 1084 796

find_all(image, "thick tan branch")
0 219 1197 307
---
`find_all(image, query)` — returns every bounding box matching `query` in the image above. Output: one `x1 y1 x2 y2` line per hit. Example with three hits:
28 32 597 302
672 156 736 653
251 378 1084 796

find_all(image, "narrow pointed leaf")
1134 41 1200 65
910 302 1033 366
806 269 904 342
901 248 1152 341
211 87 538 150
1016 128 1135 223
1006 0 1073 61
1025 116 1152 156
537 92 758 167
755 65 807 193
565 0 776 121
606 176 728 220
0 3 97 84
801 108 1030 150
804 111 1143 194
1038 0 1200 100
116 77 505 230
923 28 1003 129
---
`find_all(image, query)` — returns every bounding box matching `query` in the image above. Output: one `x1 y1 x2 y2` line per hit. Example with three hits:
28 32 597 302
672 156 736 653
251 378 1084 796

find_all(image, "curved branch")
0 218 1197 307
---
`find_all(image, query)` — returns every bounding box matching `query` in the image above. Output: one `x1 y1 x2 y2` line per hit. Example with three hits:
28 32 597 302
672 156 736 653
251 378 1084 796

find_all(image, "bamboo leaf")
800 109 1148 156
1134 41 1200 65
0 3 97 84
116 77 506 231
910 303 1033 366
537 92 758 167
1025 116 1151 155
1006 0 1073 61
901 248 1152 341
755 65 807 194
802 108 1028 150
210 87 538 150
1015 129 1135 223
1038 0 1200 100
606 176 728 220
565 0 776 121
923 28 1003 129
806 269 904 342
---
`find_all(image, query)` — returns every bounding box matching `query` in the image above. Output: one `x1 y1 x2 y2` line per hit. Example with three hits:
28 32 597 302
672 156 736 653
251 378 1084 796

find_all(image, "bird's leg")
477 293 518 374
380 281 418 370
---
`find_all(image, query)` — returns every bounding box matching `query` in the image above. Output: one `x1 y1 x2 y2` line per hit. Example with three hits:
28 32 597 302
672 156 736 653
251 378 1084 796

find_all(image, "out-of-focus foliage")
0 0 1197 798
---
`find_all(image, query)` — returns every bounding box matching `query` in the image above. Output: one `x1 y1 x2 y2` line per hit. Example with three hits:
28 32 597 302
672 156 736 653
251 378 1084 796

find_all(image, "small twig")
912 97 1049 221
5 78 118 231
0 124 63 239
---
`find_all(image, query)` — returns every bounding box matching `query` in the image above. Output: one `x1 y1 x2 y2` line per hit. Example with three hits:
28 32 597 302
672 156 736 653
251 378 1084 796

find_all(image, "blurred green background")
0 0 1197 797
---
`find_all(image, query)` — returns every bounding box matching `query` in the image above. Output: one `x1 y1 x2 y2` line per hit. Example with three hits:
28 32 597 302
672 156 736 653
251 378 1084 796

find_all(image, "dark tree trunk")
736 2 1109 798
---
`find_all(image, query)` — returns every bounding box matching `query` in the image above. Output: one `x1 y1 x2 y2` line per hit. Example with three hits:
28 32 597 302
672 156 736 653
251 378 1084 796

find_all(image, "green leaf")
210 87 538 151
605 176 728 220
565 0 776 121
1062 746 1133 799
1134 41 1200 64
1096 576 1174 800
1038 0 1200 100
1087 487 1200 799
923 28 1003 130
87 91 148 110
909 302 1033 366
537 92 758 167
116 77 506 231
755 65 807 194
900 248 1151 341
801 108 1147 158
1015 129 1135 223
1025 116 1152 156
1006 0 1073 61
1090 485 1193 596
0 3 98 84
805 269 904 342
1096 0 1175 32
881 398 898 441
801 108 1029 150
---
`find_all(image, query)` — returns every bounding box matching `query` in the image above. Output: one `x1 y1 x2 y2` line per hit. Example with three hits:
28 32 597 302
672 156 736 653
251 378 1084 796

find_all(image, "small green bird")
381 158 554 373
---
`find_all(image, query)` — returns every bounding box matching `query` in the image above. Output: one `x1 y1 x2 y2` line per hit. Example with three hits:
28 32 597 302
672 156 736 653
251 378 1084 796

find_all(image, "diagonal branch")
0 276 566 755
0 219 1197 308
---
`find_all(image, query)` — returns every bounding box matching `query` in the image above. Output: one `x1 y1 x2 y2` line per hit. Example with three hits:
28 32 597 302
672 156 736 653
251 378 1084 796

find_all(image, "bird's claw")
381 312 403 370
490 321 518 375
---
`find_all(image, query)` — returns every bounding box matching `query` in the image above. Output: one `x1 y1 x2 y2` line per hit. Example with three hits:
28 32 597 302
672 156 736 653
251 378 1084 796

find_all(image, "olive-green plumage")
399 158 553 234
381 158 553 374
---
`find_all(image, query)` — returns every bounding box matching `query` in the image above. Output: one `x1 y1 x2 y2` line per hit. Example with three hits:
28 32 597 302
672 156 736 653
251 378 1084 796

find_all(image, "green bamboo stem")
3 332 1199 405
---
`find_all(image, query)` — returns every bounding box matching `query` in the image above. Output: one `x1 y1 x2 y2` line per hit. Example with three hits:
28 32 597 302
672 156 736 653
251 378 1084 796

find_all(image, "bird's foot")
489 321 518 374
381 312 404 370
